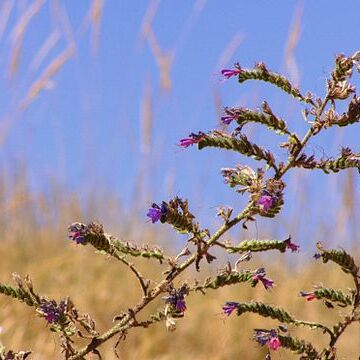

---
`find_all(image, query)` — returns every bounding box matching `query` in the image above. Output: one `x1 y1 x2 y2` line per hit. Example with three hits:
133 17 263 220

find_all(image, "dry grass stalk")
88 0 104 53
20 44 75 109
30 29 61 71
284 1 303 85
8 0 44 77
140 80 153 155
0 0 14 41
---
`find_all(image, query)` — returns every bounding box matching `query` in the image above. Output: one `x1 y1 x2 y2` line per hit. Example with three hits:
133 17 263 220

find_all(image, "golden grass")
0 168 358 359
0 226 358 359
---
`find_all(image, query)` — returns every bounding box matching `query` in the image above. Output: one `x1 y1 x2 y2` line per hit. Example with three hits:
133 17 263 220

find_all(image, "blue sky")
0 0 359 247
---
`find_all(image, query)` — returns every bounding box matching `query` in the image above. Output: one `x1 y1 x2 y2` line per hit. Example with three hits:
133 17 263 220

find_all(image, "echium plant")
1 52 360 360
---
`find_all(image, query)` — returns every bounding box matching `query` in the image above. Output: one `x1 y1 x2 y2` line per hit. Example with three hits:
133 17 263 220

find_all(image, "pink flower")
252 268 274 290
267 336 282 350
257 194 274 212
221 63 242 79
178 132 206 148
284 238 300 252
254 329 281 350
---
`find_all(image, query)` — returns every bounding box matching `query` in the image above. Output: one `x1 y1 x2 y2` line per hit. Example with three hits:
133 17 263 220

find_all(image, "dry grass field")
0 184 358 359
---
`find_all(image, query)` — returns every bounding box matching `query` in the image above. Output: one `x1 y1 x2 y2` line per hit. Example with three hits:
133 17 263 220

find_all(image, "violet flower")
222 301 240 316
252 268 274 290
147 202 168 223
221 110 238 125
39 299 66 324
284 238 300 252
254 329 272 346
221 63 242 79
257 193 274 212
254 329 282 351
68 223 87 244
178 132 206 148
163 285 188 313
221 115 236 125
313 253 323 260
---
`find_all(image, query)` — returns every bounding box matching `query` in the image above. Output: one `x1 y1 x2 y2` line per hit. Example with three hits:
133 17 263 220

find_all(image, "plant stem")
276 95 330 179
69 204 254 359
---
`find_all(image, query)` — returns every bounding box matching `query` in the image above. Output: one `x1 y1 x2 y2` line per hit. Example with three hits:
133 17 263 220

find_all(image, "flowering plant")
0 52 359 359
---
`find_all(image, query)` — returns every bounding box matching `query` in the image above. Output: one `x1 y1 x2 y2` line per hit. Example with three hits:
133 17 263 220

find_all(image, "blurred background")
0 1 359 359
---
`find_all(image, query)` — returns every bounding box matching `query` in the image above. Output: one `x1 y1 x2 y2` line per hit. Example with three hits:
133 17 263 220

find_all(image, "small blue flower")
147 202 168 223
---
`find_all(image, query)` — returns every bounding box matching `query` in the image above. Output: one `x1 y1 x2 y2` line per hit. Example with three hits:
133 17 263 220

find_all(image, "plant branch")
69 204 254 359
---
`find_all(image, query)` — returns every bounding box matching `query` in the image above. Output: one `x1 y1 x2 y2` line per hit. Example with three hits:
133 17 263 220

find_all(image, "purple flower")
299 291 317 301
175 298 186 313
221 109 239 125
252 268 274 290
254 329 281 350
68 223 87 244
222 301 239 316
178 132 206 148
257 193 274 212
221 107 244 125
147 202 168 223
254 329 276 345
163 285 188 313
39 299 66 324
221 63 242 79
313 253 322 260
221 115 236 125
284 238 300 252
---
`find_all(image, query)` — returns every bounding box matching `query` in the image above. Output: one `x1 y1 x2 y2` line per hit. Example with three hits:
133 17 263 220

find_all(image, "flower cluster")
68 223 88 244
254 328 282 351
257 193 274 212
163 285 189 313
146 202 168 223
38 299 66 324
